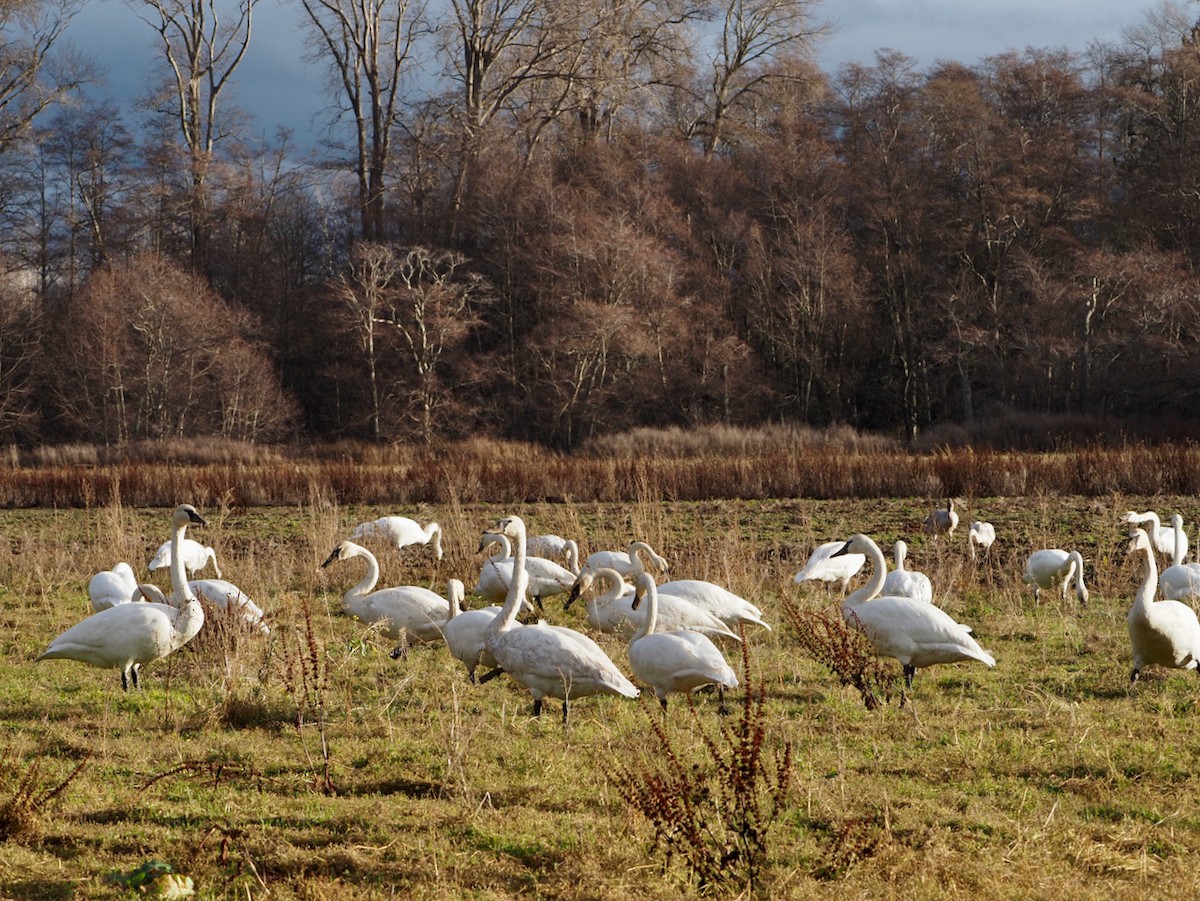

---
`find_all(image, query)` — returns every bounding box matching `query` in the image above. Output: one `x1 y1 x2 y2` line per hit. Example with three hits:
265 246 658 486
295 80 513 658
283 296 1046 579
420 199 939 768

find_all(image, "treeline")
2 1 1200 449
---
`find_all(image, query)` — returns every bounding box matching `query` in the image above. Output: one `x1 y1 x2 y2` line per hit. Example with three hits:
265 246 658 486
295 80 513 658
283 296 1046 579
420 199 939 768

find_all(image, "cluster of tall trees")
2 0 1200 448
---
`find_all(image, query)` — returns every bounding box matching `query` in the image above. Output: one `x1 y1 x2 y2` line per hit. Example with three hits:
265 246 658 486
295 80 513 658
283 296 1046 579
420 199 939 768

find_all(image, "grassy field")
1 491 1198 899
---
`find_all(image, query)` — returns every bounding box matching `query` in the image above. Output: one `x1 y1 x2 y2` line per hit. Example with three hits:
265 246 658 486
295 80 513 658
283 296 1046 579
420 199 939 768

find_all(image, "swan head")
630 572 656 610
1125 527 1153 556
832 534 874 558
135 583 169 604
491 515 525 539
631 541 670 575
173 504 207 529
321 539 363 568
477 532 505 555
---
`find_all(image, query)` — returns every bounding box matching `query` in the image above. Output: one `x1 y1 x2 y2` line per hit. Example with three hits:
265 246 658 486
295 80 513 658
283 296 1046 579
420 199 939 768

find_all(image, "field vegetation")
1 434 1199 899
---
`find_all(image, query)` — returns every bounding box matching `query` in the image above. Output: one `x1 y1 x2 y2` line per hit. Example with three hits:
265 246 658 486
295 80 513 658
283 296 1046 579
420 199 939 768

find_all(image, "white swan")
565 566 740 640
968 521 996 559
350 515 444 560
321 540 449 653
441 579 504 683
585 541 670 579
473 533 577 608
1122 510 1185 561
525 534 581 573
186 579 270 634
793 541 865 593
922 499 959 537
627 552 770 632
1023 549 1089 606
881 540 933 604
483 515 638 724
1159 514 1200 601
1126 526 1200 684
627 572 739 713
833 534 995 687
88 562 139 612
39 504 208 690
148 537 222 578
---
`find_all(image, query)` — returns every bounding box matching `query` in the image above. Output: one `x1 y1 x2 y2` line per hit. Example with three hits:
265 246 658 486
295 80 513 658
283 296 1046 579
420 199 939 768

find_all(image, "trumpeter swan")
923 499 959 537
627 572 739 713
565 566 740 640
1023 549 1089 607
441 579 504 683
148 538 222 578
88 562 139 612
321 540 449 654
526 535 581 574
186 579 270 634
350 515 444 560
1125 527 1200 684
627 553 771 632
483 515 638 724
968 521 996 560
1122 510 1186 560
473 533 578 608
39 504 208 690
1159 514 1200 601
833 534 995 687
881 540 934 604
794 541 865 593
585 541 670 579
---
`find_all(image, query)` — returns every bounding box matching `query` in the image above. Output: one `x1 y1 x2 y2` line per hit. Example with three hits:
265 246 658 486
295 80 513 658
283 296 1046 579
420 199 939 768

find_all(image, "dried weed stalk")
281 601 336 795
0 750 91 842
603 643 792 893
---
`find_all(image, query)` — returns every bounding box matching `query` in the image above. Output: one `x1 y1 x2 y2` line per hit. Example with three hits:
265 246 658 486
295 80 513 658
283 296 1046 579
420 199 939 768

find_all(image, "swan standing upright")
627 572 739 714
350 516 444 560
321 540 450 654
565 566 740 640
88 562 139 612
483 515 638 724
1125 527 1200 684
1122 510 1185 561
1158 514 1200 601
1023 549 1089 607
968 521 996 560
794 541 866 593
881 540 934 604
39 504 208 690
832 534 995 687
441 579 505 683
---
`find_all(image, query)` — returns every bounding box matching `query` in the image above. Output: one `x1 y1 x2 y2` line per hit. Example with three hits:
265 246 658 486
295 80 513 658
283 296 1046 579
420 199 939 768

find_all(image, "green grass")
0 495 1198 899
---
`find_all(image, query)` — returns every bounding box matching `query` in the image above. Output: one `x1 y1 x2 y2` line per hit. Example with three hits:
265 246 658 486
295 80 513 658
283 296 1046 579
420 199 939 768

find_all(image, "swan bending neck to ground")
483 514 638 724
923 499 959 537
1126 527 1200 684
39 504 207 691
351 516 444 560
1023 549 1089 607
833 533 995 687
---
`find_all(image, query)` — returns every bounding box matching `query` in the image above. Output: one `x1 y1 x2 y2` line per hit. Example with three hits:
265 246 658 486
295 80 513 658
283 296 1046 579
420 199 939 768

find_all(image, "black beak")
320 547 341 568
829 541 852 558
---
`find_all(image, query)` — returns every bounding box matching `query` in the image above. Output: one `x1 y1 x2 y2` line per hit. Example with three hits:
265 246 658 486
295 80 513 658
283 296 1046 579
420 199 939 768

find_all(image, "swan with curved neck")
39 504 207 690
832 534 994 687
483 514 638 724
1159 515 1200 600
627 554 771 632
794 541 865 594
626 572 738 713
881 540 933 604
1023 549 1089 607
149 538 222 579
350 515 443 560
1122 510 1186 561
565 566 740 640
1126 527 1200 683
585 541 670 579
473 532 576 608
321 540 449 653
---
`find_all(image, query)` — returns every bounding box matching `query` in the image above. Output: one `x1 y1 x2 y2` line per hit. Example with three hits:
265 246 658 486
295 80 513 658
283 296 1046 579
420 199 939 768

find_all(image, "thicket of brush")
4 427 1200 508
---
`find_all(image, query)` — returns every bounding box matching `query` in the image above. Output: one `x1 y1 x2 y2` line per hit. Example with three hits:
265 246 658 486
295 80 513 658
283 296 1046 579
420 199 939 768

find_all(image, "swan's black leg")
561 698 570 725
717 685 728 716
903 664 915 687
479 667 504 683
120 668 129 692
659 697 668 714
132 665 140 690
532 697 543 717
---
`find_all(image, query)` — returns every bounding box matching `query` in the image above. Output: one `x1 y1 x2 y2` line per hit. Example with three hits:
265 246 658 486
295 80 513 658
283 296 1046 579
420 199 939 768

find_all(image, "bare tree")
300 0 426 241
129 0 256 270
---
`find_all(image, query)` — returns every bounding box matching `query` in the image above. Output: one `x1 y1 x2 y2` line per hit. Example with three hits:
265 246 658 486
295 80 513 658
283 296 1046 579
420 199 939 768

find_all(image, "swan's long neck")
1132 542 1158 614
632 580 659 641
426 523 442 555
596 569 627 607
564 540 580 575
169 520 197 605
208 548 223 579
894 541 907 572
446 579 463 620
487 533 512 559
1069 551 1087 593
844 539 886 606
489 520 529 637
343 546 380 611
1172 516 1185 567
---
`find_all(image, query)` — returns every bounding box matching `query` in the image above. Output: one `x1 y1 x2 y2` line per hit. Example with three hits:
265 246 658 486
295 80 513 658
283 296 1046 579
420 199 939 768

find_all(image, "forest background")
2 0 1200 455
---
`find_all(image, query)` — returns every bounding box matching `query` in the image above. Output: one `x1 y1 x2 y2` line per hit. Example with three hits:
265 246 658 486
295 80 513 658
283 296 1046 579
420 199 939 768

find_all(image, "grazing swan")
923 499 959 537
148 538 221 578
474 533 577 608
833 534 995 687
1125 527 1200 684
881 540 934 604
565 567 740 640
40 504 208 690
794 541 866 593
968 521 996 560
88 562 139 612
627 572 739 713
441 579 504 683
186 579 270 634
585 541 670 579
525 535 581 574
1023 549 1089 607
627 553 770 632
321 540 449 653
1159 515 1200 601
1122 510 1185 561
350 515 444 560
483 515 638 724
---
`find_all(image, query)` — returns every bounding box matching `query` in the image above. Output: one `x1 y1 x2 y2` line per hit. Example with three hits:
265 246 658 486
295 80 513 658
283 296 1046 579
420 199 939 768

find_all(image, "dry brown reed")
0 750 91 842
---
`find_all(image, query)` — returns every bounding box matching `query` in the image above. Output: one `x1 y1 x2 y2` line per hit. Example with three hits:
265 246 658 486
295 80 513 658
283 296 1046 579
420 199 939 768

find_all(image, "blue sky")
66 0 1161 150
